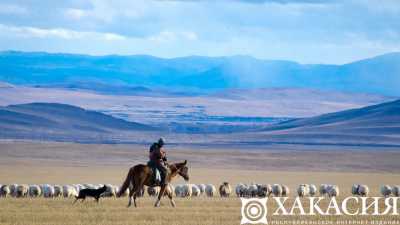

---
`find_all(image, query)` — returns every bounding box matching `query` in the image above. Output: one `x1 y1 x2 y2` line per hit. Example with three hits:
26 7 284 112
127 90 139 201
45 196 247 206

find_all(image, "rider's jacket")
149 143 166 163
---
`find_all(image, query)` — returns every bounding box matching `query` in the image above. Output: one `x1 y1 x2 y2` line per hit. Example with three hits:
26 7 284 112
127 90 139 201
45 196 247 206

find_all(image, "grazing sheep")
381 185 392 197
63 185 77 198
42 184 55 198
247 184 258 197
54 185 63 197
392 186 400 197
205 184 216 197
10 184 18 197
281 185 290 197
272 184 283 197
29 185 42 197
352 184 369 196
180 184 193 197
16 184 29 198
319 184 328 196
256 184 272 197
236 183 246 197
309 184 317 196
297 184 309 197
327 185 339 197
192 184 200 197
175 184 183 197
84 184 95 189
147 186 160 197
0 185 10 197
197 184 206 195
219 182 231 198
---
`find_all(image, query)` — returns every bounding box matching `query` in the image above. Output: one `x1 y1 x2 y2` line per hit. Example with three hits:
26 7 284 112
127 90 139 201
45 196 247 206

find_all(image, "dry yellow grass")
1 141 400 225
0 196 399 225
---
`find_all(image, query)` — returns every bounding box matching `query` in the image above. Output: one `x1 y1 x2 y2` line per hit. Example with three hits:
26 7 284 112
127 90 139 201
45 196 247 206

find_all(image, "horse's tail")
117 167 135 197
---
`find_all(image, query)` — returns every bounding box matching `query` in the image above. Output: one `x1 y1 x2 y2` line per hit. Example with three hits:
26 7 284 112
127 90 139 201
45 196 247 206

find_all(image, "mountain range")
1 51 399 96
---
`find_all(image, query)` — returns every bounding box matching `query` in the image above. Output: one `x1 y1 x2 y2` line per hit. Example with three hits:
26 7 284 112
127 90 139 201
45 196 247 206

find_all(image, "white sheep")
256 184 272 197
197 184 206 195
281 185 290 197
381 185 392 197
319 184 328 196
16 184 29 198
219 182 231 197
192 184 201 197
247 184 258 197
272 184 283 197
63 185 77 198
28 185 42 197
0 185 11 197
392 186 400 197
10 184 18 197
309 184 317 196
147 186 160 197
174 184 182 197
235 183 246 197
327 185 339 197
42 184 55 198
205 184 216 197
54 185 63 197
181 184 193 197
297 184 309 197
351 184 369 196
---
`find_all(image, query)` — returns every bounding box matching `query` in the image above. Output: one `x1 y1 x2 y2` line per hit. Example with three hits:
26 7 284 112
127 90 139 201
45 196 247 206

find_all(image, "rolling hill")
0 100 399 146
231 99 400 147
0 51 399 96
0 103 156 142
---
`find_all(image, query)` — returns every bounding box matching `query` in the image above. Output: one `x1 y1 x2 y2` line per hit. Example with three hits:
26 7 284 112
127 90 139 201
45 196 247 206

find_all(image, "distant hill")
0 103 156 142
265 99 400 133
233 99 400 147
0 51 399 96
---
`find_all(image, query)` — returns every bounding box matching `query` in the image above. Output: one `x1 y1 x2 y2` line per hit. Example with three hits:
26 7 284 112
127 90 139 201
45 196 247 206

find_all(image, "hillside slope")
0 103 156 142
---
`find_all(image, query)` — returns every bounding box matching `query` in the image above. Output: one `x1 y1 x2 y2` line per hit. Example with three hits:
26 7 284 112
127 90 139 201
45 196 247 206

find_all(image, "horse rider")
148 138 169 186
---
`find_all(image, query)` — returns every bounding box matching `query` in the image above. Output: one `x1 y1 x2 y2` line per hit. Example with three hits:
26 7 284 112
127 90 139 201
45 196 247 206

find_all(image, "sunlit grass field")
0 196 399 225
1 141 400 225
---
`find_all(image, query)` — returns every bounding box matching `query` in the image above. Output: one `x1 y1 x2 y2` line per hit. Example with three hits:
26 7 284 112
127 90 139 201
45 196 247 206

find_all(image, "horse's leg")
167 189 176 207
154 185 166 207
127 187 134 207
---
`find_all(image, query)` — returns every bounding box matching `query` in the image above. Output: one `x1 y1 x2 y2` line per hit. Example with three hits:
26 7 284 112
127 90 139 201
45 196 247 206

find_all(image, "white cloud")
0 24 126 41
148 30 198 42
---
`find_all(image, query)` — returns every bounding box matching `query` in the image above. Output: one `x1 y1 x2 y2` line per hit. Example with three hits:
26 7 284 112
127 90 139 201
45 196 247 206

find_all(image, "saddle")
147 161 162 186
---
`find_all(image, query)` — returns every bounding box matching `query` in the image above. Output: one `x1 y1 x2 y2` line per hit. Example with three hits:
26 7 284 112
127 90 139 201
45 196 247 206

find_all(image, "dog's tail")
117 167 134 197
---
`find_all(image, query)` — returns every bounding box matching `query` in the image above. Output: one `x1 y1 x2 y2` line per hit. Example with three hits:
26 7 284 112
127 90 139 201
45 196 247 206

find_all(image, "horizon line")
1 49 399 66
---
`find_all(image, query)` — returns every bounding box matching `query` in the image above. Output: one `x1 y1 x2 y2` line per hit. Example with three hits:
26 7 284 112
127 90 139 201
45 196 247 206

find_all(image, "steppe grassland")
0 141 400 225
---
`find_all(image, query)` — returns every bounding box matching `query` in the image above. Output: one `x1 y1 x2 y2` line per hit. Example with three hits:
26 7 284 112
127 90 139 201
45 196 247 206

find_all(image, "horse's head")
176 160 189 181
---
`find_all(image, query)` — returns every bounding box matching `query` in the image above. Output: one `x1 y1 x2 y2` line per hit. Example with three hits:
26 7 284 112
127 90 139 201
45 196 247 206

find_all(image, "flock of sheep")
1 183 400 199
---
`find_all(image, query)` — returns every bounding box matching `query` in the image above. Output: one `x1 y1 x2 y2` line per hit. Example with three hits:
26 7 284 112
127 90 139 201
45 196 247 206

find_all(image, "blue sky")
0 0 399 64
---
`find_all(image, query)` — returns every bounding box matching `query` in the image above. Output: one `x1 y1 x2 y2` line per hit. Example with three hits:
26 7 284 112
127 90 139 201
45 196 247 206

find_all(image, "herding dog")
73 185 107 204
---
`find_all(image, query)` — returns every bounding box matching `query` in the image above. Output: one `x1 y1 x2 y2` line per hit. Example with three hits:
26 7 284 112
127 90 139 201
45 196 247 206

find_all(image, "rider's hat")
158 138 165 147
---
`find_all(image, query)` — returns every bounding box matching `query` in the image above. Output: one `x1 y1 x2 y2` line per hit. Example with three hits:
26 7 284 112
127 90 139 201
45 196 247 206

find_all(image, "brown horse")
117 160 189 207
